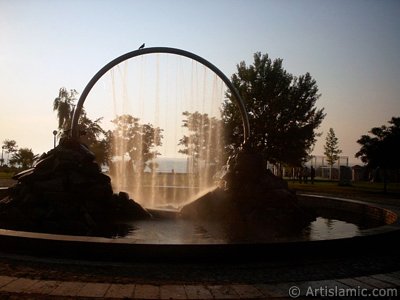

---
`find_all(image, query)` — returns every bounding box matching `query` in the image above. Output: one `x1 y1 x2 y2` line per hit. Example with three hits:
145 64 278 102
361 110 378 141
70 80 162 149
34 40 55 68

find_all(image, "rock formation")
0 139 151 237
180 144 316 240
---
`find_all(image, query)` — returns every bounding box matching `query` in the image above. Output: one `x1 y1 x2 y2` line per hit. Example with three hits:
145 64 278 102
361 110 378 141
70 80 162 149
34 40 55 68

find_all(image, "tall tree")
53 87 78 133
223 52 325 167
10 148 38 170
52 87 109 165
111 114 163 172
78 113 108 166
2 139 18 166
324 128 342 180
356 117 400 192
178 111 225 175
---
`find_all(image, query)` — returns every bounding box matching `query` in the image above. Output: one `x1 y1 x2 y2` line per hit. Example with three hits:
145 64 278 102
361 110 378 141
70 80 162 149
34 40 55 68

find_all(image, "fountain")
0 47 399 262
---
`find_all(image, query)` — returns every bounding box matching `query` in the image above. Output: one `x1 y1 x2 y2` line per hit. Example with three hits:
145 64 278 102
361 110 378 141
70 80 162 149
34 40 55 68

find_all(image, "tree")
324 128 342 180
53 87 78 133
2 139 18 166
111 114 163 172
178 111 225 177
223 52 325 167
78 113 108 166
10 148 39 170
52 87 109 165
356 117 400 192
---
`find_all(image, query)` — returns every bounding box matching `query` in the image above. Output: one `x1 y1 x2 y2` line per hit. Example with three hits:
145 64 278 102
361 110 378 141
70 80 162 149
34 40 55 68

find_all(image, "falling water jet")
135 55 146 207
71 47 250 141
70 47 251 214
110 66 128 195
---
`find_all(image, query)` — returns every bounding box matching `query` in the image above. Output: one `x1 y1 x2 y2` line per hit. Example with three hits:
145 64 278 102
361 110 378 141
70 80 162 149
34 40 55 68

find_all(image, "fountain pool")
113 193 395 244
0 192 399 262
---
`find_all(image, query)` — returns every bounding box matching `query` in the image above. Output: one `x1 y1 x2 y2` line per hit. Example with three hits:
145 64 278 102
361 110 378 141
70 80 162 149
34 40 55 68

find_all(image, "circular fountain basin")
119 194 393 244
0 194 399 262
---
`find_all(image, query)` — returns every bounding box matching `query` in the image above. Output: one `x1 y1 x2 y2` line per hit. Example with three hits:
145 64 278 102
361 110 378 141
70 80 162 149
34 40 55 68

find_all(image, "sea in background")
146 157 188 174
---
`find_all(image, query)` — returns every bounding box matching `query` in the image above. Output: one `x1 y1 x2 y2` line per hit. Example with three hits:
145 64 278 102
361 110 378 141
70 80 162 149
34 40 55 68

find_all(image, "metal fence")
305 155 349 179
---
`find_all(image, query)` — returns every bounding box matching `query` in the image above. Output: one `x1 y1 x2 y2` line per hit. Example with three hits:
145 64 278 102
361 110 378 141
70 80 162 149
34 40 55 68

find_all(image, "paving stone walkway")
0 271 399 299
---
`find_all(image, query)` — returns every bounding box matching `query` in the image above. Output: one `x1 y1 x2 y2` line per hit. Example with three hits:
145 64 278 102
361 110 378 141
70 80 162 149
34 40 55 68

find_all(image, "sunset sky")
1 0 399 164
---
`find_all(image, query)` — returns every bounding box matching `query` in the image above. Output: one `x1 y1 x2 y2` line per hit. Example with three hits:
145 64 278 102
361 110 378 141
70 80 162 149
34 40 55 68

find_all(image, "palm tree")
53 87 78 133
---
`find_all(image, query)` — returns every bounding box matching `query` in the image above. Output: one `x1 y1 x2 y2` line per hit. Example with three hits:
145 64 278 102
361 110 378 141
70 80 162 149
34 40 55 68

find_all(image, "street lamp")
52 130 58 148
1 146 5 167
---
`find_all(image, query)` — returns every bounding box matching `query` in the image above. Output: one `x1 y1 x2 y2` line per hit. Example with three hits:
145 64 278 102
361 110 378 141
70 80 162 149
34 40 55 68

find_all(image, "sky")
1 0 399 164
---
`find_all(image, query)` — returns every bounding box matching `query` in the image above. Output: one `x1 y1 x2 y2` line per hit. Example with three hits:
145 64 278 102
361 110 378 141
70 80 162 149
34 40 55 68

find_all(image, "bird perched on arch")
138 43 145 50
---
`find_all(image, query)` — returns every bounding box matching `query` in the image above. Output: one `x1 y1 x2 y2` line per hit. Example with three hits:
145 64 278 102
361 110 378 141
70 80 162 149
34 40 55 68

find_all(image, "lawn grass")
287 179 400 201
0 172 13 179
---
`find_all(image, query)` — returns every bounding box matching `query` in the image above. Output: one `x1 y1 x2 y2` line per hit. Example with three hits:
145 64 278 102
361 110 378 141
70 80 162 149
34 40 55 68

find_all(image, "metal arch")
71 47 250 142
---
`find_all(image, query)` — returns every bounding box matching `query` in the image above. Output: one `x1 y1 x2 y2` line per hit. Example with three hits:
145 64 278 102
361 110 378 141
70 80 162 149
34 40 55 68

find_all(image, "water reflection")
302 217 360 240
118 213 375 244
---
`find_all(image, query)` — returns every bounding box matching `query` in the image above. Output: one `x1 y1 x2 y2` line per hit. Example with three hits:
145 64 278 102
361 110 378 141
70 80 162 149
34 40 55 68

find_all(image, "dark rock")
118 191 130 202
12 168 35 181
0 138 151 237
181 145 316 239
109 192 152 220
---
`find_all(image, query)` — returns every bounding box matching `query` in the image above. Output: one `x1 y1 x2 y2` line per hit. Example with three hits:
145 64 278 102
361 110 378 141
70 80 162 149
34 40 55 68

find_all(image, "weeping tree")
53 87 78 134
223 52 325 168
52 87 109 165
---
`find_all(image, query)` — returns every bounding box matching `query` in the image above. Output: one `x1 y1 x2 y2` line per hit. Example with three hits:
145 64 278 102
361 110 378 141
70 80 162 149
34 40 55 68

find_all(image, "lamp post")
52 130 58 148
1 146 5 166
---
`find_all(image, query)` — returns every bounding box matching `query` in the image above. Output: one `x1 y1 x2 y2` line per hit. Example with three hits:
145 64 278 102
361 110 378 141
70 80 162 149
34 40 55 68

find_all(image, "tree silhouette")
178 111 225 175
78 113 108 165
223 52 325 167
52 87 109 165
356 117 400 192
111 114 163 172
10 148 38 170
53 87 78 132
2 139 18 166
324 128 342 180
